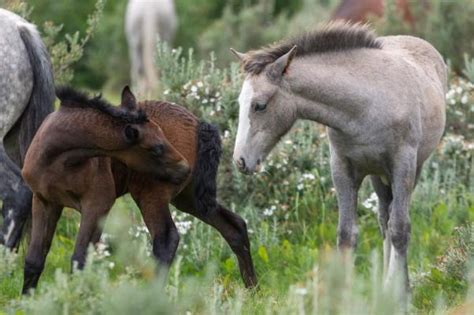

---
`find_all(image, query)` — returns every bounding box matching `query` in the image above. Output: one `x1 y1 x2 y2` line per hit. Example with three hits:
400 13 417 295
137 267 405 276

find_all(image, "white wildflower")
263 205 277 217
176 220 192 235
294 287 308 296
362 192 379 213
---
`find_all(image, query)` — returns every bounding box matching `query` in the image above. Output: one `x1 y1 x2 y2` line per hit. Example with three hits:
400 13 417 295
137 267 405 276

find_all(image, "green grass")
0 164 473 314
1 39 473 315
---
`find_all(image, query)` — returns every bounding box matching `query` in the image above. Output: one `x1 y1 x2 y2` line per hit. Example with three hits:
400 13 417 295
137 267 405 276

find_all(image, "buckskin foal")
231 22 446 303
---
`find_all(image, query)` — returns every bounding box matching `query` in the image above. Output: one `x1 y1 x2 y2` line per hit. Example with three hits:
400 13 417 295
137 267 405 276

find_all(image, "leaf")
258 245 269 264
223 257 235 273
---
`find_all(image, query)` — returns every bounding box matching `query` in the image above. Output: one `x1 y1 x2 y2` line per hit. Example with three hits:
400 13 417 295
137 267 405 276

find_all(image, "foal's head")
231 23 381 174
115 87 190 183
57 86 190 184
231 45 299 174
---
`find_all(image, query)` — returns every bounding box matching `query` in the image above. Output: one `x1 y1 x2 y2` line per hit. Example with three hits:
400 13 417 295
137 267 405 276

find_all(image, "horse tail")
193 122 222 215
16 24 55 162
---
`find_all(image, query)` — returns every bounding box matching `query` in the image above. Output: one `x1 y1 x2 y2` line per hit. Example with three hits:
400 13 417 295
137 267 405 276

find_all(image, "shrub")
377 0 474 72
197 0 335 67
1 0 105 85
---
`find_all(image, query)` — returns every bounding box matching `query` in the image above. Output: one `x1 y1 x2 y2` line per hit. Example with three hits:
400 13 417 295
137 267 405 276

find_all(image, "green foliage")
0 2 473 314
197 0 335 66
463 54 474 83
1 0 105 85
377 0 474 72
42 0 105 85
445 77 474 141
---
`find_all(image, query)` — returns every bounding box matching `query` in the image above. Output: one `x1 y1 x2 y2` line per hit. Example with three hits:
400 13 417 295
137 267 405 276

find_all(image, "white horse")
0 8 55 248
231 23 446 307
125 0 178 96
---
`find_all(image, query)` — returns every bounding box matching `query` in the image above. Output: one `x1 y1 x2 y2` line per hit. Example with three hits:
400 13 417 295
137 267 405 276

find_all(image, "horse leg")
330 151 363 251
0 148 31 249
71 181 115 271
0 181 31 250
133 190 179 268
385 148 417 303
173 191 257 288
22 195 62 294
370 175 394 277
71 207 111 271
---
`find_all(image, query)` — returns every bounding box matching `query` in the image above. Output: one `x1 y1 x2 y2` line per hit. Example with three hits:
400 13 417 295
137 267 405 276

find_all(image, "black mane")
243 22 382 75
56 86 148 124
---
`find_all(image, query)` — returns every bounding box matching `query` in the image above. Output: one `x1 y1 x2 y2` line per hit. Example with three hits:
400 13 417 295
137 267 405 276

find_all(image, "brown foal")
21 87 257 293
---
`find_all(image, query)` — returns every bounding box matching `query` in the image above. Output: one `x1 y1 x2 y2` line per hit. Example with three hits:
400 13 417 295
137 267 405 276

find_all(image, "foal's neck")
287 52 373 132
42 108 126 163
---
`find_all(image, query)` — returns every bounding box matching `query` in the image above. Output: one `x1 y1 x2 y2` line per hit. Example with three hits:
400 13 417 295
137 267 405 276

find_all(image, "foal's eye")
254 102 267 112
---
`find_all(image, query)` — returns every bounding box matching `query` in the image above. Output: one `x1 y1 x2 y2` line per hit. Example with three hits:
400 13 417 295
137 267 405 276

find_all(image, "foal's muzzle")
235 156 261 175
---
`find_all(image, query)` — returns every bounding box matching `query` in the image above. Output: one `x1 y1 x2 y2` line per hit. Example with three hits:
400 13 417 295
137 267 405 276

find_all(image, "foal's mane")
56 86 148 124
242 22 382 75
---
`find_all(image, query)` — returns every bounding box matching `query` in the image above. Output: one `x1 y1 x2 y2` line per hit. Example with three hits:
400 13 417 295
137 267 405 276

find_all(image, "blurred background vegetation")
3 0 472 90
0 0 473 313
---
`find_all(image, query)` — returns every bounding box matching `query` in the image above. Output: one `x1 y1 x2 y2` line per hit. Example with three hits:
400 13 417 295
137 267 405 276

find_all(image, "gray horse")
0 9 55 248
231 23 446 302
125 0 178 96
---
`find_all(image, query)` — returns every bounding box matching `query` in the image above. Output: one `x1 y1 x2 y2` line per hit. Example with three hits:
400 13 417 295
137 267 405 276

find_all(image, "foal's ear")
269 45 297 81
121 86 137 111
230 48 247 62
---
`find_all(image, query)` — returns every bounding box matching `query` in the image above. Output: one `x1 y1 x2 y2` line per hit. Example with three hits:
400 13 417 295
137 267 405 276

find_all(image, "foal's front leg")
132 189 180 268
330 151 363 251
385 148 416 297
22 195 62 294
71 193 115 271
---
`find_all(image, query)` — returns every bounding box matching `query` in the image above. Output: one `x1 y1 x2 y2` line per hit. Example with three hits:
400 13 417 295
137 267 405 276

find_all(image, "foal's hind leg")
22 195 62 294
370 175 393 277
173 190 257 288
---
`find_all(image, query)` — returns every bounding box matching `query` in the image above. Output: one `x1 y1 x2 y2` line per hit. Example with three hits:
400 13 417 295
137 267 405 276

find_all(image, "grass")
0 145 472 314
0 41 473 315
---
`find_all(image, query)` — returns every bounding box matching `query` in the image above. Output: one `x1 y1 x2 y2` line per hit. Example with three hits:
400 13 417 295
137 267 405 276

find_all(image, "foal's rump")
380 35 447 164
379 35 447 96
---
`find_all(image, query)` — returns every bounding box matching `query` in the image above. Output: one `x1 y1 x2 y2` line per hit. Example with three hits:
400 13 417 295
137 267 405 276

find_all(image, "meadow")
0 0 473 314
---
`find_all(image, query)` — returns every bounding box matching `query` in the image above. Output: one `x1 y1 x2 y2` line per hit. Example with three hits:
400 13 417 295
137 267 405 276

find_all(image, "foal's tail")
193 122 222 215
12 24 55 164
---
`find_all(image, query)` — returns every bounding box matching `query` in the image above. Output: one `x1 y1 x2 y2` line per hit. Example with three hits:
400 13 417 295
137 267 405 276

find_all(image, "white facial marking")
234 78 254 159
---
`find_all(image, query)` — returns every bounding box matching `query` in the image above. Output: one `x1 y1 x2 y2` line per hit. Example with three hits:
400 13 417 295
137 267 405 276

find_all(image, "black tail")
193 122 222 214
4 25 55 166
